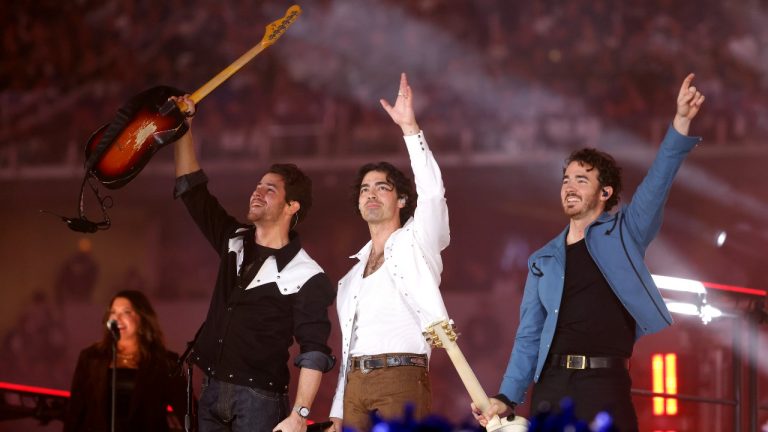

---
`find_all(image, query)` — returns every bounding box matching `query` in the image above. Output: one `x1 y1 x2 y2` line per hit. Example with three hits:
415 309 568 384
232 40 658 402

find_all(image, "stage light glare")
653 275 706 294
715 230 727 247
665 301 699 316
700 304 722 324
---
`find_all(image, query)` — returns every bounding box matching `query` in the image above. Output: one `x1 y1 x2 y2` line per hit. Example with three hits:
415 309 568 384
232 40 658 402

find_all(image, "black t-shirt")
549 239 636 357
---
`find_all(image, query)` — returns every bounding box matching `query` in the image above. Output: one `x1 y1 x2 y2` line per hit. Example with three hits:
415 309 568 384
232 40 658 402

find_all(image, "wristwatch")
294 405 310 419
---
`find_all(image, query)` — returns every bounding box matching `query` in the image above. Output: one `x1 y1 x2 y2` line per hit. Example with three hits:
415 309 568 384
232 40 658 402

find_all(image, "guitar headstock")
424 319 458 349
261 5 302 48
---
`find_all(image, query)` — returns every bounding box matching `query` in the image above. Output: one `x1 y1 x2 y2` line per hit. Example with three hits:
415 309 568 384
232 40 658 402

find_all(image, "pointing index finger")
680 73 695 94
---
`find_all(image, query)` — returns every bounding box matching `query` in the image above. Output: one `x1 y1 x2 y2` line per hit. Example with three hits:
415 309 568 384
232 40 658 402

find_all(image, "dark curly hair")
268 163 312 225
564 148 623 211
99 290 167 365
351 162 416 223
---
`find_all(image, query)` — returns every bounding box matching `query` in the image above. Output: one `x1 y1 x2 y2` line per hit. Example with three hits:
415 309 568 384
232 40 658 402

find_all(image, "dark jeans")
198 375 289 432
531 367 638 432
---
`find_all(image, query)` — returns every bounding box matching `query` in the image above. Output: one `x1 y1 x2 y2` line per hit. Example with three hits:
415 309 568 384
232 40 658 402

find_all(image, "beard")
247 202 282 224
562 194 600 218
246 208 262 223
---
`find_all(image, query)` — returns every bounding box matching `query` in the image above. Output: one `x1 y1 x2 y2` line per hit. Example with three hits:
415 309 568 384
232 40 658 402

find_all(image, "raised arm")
672 73 705 136
379 72 420 136
170 95 238 251
171 95 201 177
380 73 449 254
624 74 705 248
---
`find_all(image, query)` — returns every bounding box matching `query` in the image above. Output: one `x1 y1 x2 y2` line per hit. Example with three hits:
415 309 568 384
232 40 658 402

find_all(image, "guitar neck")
440 337 493 413
186 5 301 107
189 42 268 105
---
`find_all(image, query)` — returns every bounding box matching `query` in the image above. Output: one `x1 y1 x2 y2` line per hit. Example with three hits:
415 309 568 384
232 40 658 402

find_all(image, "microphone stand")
175 323 203 432
110 335 117 432
178 341 194 432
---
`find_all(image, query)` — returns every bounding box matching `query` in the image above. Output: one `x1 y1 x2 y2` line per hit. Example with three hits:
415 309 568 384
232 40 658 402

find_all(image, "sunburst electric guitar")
84 5 302 188
425 319 529 432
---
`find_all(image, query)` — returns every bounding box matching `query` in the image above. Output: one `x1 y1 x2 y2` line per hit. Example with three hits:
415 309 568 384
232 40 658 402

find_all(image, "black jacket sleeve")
175 169 241 254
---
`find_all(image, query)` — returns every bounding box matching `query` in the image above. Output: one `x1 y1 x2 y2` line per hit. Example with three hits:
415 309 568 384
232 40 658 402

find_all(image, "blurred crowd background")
3 0 767 167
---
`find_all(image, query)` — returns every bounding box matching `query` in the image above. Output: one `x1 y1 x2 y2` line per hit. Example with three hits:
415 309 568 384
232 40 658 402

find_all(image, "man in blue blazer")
473 74 705 431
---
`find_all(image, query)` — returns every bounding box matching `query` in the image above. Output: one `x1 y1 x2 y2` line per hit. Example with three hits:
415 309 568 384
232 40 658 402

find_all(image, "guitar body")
84 86 188 189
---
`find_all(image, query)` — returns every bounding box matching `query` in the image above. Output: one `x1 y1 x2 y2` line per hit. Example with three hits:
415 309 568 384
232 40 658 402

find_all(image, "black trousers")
531 366 638 432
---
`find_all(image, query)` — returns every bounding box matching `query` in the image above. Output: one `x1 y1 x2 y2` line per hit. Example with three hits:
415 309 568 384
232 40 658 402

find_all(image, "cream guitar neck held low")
424 319 529 432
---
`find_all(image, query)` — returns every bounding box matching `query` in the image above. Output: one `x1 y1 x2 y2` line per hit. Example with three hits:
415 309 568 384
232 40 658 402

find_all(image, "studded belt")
349 353 428 374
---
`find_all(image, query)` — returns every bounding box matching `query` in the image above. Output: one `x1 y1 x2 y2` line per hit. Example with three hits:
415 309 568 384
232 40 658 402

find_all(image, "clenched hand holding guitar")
424 320 529 432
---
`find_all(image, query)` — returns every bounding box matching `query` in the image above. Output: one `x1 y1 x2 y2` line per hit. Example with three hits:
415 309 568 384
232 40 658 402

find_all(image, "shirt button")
229 374 234 378
218 338 223 343
554 309 558 313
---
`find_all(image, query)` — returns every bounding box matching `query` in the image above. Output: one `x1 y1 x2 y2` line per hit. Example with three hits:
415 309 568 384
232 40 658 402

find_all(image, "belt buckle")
359 355 372 374
566 355 587 370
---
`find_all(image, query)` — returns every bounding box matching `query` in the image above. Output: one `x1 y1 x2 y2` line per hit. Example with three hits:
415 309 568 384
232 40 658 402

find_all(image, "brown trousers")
343 365 431 431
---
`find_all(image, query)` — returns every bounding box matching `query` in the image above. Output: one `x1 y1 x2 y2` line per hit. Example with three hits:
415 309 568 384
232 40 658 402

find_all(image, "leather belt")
549 354 630 370
349 353 428 374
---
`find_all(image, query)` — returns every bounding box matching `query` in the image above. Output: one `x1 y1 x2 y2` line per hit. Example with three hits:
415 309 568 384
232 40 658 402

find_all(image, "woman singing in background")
64 290 187 431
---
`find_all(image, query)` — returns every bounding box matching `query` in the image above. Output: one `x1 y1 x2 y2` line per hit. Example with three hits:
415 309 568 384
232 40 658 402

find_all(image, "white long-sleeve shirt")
329 131 450 419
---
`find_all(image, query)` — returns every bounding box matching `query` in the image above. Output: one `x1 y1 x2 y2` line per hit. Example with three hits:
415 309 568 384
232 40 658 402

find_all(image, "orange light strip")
652 354 665 415
664 354 678 416
0 381 70 398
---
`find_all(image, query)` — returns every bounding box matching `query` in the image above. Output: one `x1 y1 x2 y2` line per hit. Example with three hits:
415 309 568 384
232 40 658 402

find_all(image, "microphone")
64 217 100 233
40 210 106 233
106 319 121 341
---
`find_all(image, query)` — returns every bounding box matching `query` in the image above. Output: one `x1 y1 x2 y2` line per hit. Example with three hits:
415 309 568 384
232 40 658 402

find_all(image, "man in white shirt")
329 73 450 432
